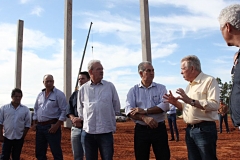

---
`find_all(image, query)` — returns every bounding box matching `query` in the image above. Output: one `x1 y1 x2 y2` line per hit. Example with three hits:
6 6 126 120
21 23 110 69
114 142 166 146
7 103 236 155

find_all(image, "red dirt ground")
5 118 240 160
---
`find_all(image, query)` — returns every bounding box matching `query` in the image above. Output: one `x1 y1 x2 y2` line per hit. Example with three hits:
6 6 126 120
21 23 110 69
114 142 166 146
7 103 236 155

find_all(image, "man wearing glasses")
125 61 170 160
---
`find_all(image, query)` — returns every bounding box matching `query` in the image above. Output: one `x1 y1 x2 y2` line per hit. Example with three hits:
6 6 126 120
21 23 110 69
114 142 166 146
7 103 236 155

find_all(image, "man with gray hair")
218 4 240 127
125 61 170 160
164 55 219 160
77 60 121 160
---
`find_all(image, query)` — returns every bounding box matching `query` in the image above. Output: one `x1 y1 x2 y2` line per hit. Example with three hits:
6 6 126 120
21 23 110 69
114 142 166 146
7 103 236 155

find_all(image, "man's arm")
111 83 121 116
22 127 29 139
57 91 68 122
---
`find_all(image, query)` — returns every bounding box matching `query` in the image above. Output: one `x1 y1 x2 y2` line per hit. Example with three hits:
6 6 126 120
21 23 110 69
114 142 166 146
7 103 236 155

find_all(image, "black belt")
136 121 165 129
37 119 58 125
187 121 215 128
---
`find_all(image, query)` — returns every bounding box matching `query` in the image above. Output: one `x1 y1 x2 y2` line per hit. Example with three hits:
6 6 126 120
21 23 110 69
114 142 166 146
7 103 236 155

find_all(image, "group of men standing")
0 3 240 160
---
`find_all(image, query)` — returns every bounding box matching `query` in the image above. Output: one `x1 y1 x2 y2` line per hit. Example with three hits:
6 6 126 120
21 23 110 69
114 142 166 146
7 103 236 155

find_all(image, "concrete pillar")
15 20 24 89
64 0 72 128
139 0 152 62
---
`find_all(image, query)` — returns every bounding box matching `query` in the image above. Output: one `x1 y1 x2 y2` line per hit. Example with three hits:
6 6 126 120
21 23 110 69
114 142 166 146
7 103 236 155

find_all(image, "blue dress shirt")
33 87 67 122
125 82 169 125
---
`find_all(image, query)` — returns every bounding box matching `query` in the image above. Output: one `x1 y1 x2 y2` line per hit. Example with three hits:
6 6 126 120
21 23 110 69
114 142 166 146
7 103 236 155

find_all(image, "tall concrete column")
15 20 24 89
64 0 72 100
64 0 72 128
139 0 152 62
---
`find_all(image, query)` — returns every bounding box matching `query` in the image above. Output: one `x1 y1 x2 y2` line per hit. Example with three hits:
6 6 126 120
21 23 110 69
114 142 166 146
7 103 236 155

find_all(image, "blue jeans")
36 124 63 160
167 113 179 139
81 130 113 160
1 137 24 160
218 114 230 133
134 122 170 160
185 121 218 160
71 127 84 160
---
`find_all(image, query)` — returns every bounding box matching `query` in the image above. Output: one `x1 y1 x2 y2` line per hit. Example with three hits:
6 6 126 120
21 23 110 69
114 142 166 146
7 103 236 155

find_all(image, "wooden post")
139 0 152 62
15 20 24 89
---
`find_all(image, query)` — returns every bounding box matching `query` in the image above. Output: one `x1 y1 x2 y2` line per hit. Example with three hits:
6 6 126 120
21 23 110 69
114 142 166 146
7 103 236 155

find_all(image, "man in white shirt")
0 88 31 160
77 60 121 160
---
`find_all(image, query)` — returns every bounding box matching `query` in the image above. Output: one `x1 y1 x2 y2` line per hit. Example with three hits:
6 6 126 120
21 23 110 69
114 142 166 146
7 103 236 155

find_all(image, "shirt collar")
10 102 22 108
42 86 55 92
138 82 156 88
190 72 203 85
90 80 104 85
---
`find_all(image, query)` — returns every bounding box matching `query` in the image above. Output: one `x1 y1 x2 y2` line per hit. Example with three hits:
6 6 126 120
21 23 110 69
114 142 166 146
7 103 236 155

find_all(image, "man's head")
11 88 23 105
79 71 90 86
220 98 224 104
218 4 240 47
181 55 201 82
138 61 154 83
43 74 54 90
88 60 103 83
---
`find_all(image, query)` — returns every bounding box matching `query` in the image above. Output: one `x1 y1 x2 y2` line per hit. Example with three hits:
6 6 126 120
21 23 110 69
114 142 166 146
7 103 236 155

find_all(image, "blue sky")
0 0 239 108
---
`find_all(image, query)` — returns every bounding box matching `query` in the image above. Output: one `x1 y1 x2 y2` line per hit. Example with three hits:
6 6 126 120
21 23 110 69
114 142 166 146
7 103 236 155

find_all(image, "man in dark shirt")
66 71 90 160
218 4 240 126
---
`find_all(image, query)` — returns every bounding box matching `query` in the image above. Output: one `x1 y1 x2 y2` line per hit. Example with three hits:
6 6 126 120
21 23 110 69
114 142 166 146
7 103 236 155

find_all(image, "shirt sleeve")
199 78 220 111
66 91 76 117
32 93 40 121
56 91 67 121
24 108 31 128
77 89 83 120
110 83 121 116
156 85 169 112
0 106 4 125
125 87 135 116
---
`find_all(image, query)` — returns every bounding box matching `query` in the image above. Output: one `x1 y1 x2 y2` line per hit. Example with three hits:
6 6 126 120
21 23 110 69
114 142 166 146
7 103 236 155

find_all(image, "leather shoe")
176 138 179 142
169 138 175 141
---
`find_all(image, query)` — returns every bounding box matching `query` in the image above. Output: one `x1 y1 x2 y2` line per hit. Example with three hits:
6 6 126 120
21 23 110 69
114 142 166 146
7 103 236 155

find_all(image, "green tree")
216 77 232 104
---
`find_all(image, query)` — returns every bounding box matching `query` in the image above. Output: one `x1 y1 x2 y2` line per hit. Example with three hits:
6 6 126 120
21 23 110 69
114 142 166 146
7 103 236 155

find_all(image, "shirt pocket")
152 95 160 105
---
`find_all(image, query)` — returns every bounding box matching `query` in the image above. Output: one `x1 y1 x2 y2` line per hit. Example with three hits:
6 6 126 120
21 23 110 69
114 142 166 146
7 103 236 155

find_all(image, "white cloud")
30 6 44 16
20 0 32 4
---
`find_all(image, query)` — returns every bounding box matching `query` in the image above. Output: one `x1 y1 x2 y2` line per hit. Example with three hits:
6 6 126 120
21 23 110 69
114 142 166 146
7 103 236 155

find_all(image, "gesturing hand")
163 90 178 104
176 88 191 103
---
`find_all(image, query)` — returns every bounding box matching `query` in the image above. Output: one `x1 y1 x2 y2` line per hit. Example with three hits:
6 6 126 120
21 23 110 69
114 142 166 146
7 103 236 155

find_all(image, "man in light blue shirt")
77 60 121 160
32 74 67 160
0 88 31 160
125 61 170 160
167 104 179 142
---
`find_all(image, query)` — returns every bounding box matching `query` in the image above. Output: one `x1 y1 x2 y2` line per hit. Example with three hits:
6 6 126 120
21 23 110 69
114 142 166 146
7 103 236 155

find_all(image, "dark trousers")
1 137 24 160
134 122 170 160
218 114 230 133
35 124 63 160
81 131 113 160
186 121 217 160
167 113 179 139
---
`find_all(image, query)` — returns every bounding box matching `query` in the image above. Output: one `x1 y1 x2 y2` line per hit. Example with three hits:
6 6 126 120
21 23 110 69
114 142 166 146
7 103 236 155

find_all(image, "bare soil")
6 118 240 160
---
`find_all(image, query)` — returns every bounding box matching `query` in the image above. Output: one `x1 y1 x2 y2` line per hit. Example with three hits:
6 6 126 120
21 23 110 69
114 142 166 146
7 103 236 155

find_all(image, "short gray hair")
181 55 201 72
218 4 240 30
138 61 152 72
88 60 101 70
43 74 54 81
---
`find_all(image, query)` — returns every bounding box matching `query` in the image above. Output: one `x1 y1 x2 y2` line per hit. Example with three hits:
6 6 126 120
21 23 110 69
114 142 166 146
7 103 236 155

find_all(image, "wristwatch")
190 99 195 106
144 108 148 115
